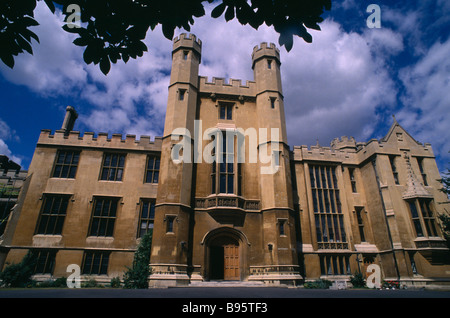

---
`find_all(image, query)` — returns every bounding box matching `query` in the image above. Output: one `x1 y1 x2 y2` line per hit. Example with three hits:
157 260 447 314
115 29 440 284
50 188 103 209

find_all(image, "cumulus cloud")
0 1 447 172
397 38 450 167
0 118 22 166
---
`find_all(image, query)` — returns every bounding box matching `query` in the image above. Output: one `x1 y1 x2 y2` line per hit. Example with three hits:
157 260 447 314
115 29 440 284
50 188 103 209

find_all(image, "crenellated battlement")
252 42 280 68
37 129 162 152
172 33 202 56
331 136 357 152
199 76 256 98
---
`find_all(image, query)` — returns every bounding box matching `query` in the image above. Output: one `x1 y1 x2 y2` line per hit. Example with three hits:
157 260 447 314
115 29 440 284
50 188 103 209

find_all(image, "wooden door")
224 244 239 280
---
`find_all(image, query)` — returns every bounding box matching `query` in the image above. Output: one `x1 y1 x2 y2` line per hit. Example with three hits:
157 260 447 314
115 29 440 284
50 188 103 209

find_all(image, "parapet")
37 129 162 152
173 33 202 58
331 136 357 152
199 76 256 99
252 42 281 68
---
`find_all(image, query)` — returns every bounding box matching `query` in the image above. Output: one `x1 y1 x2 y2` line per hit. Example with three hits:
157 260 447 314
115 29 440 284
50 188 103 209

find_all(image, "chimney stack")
61 106 78 135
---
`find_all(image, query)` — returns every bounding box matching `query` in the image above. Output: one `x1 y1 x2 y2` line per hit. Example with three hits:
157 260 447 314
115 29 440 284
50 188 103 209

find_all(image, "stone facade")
1 34 449 288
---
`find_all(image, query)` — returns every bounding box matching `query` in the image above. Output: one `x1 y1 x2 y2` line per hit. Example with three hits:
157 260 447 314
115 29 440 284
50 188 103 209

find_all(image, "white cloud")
397 38 450 168
1 0 446 170
0 118 22 166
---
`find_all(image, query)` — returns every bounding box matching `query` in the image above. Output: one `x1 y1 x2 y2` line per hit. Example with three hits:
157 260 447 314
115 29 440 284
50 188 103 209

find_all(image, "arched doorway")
210 236 239 280
203 227 249 281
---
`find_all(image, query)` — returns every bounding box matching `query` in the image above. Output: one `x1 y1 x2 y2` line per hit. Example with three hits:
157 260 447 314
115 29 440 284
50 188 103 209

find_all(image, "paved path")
1 287 449 298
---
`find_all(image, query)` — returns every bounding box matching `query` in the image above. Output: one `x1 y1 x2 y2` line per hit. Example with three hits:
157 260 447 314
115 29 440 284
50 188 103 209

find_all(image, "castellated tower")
149 34 201 287
251 43 297 268
149 35 302 287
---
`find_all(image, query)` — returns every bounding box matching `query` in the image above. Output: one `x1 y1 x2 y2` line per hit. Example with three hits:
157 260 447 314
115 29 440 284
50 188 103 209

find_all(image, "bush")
110 276 121 288
304 279 332 289
123 230 152 289
82 278 102 288
0 251 37 288
350 272 366 288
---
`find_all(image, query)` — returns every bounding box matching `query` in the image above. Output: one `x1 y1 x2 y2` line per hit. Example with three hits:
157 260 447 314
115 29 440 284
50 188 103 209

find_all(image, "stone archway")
202 227 249 281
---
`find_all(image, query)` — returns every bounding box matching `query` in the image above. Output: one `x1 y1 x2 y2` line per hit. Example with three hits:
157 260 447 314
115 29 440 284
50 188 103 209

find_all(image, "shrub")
110 276 121 288
303 279 332 289
0 251 37 288
82 278 101 288
350 272 366 288
123 230 152 289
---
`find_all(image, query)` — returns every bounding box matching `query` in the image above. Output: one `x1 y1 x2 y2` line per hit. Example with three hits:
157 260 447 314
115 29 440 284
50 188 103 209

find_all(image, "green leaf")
0 53 15 69
224 5 235 21
73 37 88 46
99 56 111 75
162 24 174 40
211 2 226 18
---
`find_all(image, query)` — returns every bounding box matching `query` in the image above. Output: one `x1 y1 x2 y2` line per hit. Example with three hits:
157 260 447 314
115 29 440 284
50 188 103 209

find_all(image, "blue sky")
0 0 449 173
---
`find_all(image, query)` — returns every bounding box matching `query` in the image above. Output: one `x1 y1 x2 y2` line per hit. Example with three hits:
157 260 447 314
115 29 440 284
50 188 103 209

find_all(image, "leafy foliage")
0 0 40 68
303 278 332 289
350 272 366 288
0 0 331 74
0 250 37 288
123 229 153 289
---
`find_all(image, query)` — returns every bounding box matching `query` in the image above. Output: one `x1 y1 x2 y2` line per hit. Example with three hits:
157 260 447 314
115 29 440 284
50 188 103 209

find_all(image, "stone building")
1 34 449 288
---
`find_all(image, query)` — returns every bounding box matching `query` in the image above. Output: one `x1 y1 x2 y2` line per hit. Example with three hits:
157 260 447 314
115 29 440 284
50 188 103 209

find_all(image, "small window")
145 155 160 183
219 103 233 120
183 50 188 60
52 150 80 178
138 199 155 238
166 215 176 233
100 153 125 181
270 97 276 109
81 251 110 275
268 59 272 69
179 89 186 101
279 219 287 236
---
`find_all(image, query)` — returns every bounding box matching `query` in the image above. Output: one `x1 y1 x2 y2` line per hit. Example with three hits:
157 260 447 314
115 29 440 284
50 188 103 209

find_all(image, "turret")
149 33 201 287
163 33 202 136
251 42 287 143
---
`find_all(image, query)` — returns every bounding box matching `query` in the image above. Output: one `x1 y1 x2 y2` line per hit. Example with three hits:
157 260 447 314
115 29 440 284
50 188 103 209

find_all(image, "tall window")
349 168 357 193
138 199 155 238
356 207 366 242
211 131 237 194
88 197 119 237
389 155 399 184
100 153 125 181
145 155 160 183
81 251 110 275
310 165 347 248
407 199 438 237
52 150 80 178
35 195 70 235
417 158 428 186
320 255 351 276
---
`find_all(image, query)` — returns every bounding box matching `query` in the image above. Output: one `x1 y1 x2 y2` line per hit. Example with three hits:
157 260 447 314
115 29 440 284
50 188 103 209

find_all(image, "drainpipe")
371 157 401 282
